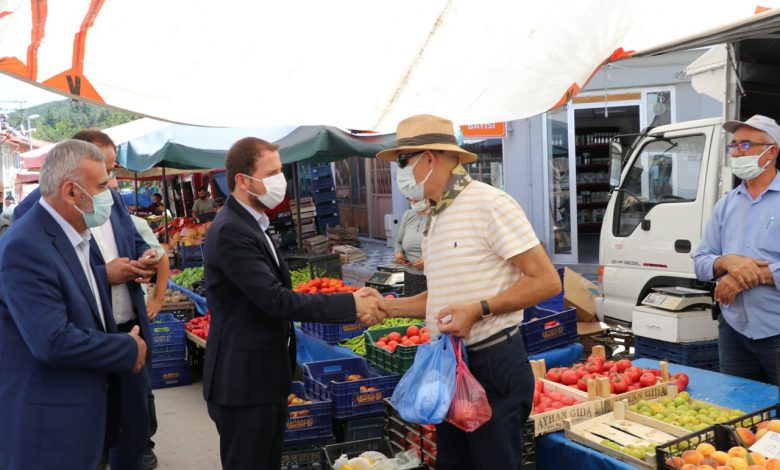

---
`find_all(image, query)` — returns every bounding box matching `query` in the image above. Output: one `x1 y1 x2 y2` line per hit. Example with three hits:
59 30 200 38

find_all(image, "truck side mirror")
609 141 623 187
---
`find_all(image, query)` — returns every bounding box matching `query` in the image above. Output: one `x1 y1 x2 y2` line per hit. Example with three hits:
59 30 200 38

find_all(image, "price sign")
750 430 780 459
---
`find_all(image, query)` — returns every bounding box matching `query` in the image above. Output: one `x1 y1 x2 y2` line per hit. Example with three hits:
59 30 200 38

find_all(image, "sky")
0 73 64 114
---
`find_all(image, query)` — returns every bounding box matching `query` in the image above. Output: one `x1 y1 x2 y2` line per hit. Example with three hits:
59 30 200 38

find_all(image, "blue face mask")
73 182 114 228
396 155 434 202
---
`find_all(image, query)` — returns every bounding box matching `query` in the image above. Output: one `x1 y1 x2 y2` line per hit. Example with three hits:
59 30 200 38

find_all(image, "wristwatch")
480 300 492 318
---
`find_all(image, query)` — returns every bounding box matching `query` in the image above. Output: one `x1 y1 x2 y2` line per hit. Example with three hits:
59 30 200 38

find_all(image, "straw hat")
377 114 477 164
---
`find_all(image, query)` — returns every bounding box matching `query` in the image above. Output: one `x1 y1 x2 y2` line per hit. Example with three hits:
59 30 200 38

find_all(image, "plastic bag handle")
450 335 464 365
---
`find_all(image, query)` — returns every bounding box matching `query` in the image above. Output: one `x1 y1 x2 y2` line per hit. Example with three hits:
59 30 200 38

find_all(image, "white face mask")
731 145 776 181
410 199 429 213
396 155 434 202
242 172 287 209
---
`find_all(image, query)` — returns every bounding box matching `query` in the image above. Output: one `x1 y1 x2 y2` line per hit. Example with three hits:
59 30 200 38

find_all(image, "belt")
467 326 519 353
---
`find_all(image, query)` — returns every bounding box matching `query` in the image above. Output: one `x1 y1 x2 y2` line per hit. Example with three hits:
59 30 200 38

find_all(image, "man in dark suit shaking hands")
203 137 385 470
0 140 147 470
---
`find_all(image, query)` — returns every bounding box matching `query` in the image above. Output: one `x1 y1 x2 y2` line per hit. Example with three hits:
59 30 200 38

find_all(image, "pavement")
153 383 221 469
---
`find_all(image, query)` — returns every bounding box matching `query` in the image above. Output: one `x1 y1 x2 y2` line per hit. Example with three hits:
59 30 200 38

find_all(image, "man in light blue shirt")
694 115 780 385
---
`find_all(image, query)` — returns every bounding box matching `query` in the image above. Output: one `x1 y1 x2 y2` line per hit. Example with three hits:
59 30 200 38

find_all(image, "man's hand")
129 249 160 284
714 274 744 306
146 297 163 321
717 255 769 289
394 251 409 265
128 325 147 373
353 287 387 326
106 258 155 285
412 258 424 270
436 302 482 338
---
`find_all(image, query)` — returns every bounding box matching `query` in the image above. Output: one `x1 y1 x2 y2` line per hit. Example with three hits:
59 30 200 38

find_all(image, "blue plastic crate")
300 322 366 344
317 215 340 232
177 244 203 260
312 189 337 204
151 313 185 346
520 306 578 355
634 336 719 371
285 381 333 443
334 414 385 442
314 199 338 212
151 360 191 389
303 357 400 419
309 165 333 180
536 267 566 311
312 177 335 191
151 342 186 363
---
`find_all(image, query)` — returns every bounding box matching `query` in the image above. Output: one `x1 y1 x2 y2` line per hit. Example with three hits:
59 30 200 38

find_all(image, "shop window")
462 138 503 188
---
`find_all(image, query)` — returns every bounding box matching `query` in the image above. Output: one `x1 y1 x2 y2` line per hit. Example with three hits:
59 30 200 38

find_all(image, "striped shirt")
423 181 539 345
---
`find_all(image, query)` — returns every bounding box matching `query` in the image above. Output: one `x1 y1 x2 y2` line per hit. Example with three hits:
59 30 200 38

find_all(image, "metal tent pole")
134 172 139 215
162 167 169 244
293 161 302 252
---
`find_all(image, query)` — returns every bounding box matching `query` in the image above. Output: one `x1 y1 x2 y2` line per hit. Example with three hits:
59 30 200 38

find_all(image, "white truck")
595 13 780 324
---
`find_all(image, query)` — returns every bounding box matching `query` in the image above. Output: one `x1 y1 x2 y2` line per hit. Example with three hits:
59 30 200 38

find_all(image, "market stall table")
168 280 208 315
535 358 780 470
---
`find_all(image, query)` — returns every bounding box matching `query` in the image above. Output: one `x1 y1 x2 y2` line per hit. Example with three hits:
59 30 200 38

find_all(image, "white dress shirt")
39 199 107 331
236 198 279 266
91 216 137 325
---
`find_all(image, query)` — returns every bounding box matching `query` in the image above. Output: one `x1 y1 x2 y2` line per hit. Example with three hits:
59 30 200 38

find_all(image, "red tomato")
616 359 632 372
420 333 430 343
601 361 615 373
388 332 402 342
673 379 686 392
561 370 579 386
639 372 657 388
610 376 628 394
535 381 544 393
671 372 689 388
409 335 421 345
626 366 642 382
546 368 563 383
383 344 395 353
388 340 399 348
406 325 420 337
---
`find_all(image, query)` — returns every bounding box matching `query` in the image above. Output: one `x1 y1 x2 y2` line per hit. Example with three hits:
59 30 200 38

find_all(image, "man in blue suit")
0 139 148 470
14 129 161 470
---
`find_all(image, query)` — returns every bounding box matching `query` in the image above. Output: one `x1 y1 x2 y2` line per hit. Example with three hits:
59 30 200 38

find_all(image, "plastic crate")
151 313 186 346
160 301 196 322
308 164 333 180
303 357 400 419
314 199 338 213
364 325 424 374
535 267 566 312
285 381 333 443
284 253 342 279
300 321 366 345
151 360 192 389
322 438 426 470
655 404 780 469
317 215 341 232
312 178 335 191
313 189 337 204
520 306 578 355
634 336 719 371
385 399 437 468
282 438 329 470
186 341 205 380
151 342 186 363
334 414 385 442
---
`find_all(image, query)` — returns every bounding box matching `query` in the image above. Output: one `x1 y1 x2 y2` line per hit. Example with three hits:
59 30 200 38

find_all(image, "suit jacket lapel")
42 212 107 332
226 197 286 282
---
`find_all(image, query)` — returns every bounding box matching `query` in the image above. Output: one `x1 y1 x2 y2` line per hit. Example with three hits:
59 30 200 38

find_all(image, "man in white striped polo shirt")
379 114 562 470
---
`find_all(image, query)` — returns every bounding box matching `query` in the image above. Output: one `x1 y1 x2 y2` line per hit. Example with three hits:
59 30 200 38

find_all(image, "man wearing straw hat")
379 114 562 469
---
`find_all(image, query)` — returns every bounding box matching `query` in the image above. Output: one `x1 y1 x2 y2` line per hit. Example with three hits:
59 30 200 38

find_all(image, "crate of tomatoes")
364 324 429 374
295 277 365 344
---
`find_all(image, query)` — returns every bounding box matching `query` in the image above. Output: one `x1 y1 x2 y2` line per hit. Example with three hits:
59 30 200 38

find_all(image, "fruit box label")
287 417 315 430
342 323 364 332
542 326 564 339
602 383 670 411
354 391 383 404
750 431 780 459
533 401 603 436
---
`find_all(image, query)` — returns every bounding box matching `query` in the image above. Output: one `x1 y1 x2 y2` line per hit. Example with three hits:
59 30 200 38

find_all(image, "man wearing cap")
378 114 562 468
694 114 780 385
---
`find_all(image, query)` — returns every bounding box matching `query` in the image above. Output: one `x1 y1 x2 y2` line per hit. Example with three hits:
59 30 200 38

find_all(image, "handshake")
352 287 392 326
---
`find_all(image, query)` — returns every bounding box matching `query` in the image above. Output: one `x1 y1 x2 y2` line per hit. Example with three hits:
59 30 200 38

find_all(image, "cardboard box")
564 267 601 322
577 321 609 353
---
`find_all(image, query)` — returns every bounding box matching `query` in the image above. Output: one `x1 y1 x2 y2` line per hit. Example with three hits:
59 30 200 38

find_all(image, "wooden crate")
565 401 689 469
529 360 605 436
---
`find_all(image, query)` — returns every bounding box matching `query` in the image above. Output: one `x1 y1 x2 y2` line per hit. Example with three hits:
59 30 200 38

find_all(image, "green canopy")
276 126 397 164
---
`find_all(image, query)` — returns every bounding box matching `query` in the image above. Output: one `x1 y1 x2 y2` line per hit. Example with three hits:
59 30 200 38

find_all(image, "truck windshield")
614 134 706 237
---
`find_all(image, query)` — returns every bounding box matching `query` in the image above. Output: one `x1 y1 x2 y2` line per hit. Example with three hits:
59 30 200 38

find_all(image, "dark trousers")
148 391 157 449
110 320 152 470
207 400 288 470
436 332 535 470
718 316 780 385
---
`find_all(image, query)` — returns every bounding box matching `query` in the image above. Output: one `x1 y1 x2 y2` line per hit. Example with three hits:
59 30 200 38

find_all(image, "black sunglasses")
396 151 425 169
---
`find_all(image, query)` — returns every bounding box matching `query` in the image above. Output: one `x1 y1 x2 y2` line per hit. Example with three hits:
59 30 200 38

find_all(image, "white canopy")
0 1 778 130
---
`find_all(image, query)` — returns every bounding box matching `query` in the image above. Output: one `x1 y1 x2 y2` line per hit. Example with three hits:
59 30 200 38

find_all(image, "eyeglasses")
396 151 425 169
107 169 117 179
725 141 775 152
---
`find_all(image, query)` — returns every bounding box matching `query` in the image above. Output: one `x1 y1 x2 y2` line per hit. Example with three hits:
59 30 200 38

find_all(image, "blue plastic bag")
391 333 457 424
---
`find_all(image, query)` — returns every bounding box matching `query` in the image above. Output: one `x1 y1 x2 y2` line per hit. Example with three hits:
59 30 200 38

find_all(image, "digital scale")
364 264 405 295
632 286 717 343
641 286 712 312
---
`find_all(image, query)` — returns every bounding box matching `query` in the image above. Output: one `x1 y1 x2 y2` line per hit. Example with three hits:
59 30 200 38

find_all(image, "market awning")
1 1 778 130
276 127 397 165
